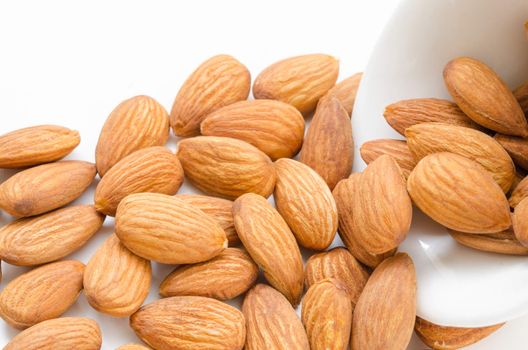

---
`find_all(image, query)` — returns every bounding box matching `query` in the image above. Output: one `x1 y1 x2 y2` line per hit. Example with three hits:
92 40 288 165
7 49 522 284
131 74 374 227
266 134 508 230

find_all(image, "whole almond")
323 72 362 115
84 234 151 317
443 57 528 136
0 160 96 217
513 197 528 247
117 345 151 350
115 192 227 264
408 152 511 233
94 146 184 216
201 99 304 160
360 139 416 178
0 260 84 329
243 284 309 350
274 158 338 250
4 317 102 350
95 95 169 176
160 247 258 300
253 54 339 115
406 123 515 192
301 279 352 350
449 228 528 255
233 193 304 306
352 253 416 350
0 125 80 168
495 134 528 171
514 80 528 116
0 205 104 266
299 96 353 189
130 296 246 350
170 54 250 136
177 136 276 199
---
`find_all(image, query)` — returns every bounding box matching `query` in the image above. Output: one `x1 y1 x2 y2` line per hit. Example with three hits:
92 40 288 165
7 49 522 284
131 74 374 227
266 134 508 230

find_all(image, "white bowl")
353 0 528 327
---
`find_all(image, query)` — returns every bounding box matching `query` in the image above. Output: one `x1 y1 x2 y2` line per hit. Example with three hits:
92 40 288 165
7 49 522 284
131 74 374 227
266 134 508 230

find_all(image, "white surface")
0 0 527 349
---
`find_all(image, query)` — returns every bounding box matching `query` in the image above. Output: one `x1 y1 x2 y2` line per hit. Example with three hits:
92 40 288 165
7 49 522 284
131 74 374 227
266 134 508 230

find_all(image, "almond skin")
233 193 304 306
495 133 528 171
0 160 96 217
0 260 85 329
360 139 416 179
243 284 309 350
4 317 102 350
323 72 362 115
443 57 528 136
513 197 528 247
408 152 511 233
0 205 105 266
94 146 184 216
509 175 528 207
177 136 276 200
84 233 151 317
96 95 170 176
253 54 339 115
201 99 305 160
160 247 258 300
299 96 353 189
170 54 250 137
449 228 528 255
352 253 416 350
130 296 246 350
115 192 227 264
274 158 338 250
0 125 80 168
514 80 528 116
117 345 151 350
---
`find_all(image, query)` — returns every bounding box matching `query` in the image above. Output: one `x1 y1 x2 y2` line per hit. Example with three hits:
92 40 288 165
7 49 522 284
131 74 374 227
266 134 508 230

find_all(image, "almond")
360 139 416 178
130 296 246 350
177 136 276 199
510 171 526 194
95 95 170 176
301 279 352 350
243 284 309 350
233 193 304 306
84 233 151 317
94 146 184 216
117 345 151 350
509 175 528 207
274 158 338 250
352 253 416 350
323 72 362 115
200 99 305 160
115 192 227 264
4 317 102 350
0 160 96 217
0 125 80 168
443 57 528 136
408 152 511 233
513 197 528 247
495 134 528 171
514 80 528 116
406 123 515 192
253 54 339 115
0 205 105 266
170 54 250 136
0 260 84 329
299 96 353 189
449 228 528 255
160 247 258 300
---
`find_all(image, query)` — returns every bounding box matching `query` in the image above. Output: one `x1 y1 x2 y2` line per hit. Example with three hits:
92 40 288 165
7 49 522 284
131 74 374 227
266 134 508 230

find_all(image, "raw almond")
495 134 528 171
408 152 511 233
177 136 276 199
253 54 339 115
233 193 304 306
94 146 184 216
514 80 528 116
299 96 353 189
243 284 309 350
443 57 528 136
117 345 151 350
95 95 169 176
0 125 80 168
0 160 96 217
274 158 338 250
0 205 105 266
323 72 362 115
510 171 526 195
115 192 227 264
352 253 416 350
130 296 246 350
170 54 250 137
509 175 528 207
360 139 416 178
449 228 528 255
301 279 352 350
4 317 102 350
0 260 84 329
513 197 528 247
84 233 151 317
200 99 305 160
160 247 258 300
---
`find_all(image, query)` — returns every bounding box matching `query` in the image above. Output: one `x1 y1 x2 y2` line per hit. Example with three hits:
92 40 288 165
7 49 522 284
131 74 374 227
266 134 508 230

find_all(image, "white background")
0 0 527 349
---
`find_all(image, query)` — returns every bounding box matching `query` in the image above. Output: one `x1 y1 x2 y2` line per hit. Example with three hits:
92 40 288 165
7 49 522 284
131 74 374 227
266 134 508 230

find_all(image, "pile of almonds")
1 32 528 349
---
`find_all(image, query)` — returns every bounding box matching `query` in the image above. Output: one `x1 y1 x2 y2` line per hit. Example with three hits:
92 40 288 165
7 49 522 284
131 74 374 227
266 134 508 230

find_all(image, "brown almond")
170 54 250 137
513 197 528 247
177 136 276 200
360 139 416 178
509 175 528 207
510 170 526 195
495 133 528 171
514 80 528 116
449 228 528 255
323 72 362 115
0 160 96 217
117 345 151 350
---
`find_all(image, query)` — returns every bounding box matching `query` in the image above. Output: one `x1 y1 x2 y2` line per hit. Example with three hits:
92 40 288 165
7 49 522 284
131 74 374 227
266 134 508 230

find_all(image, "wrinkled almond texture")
449 228 528 255
323 72 362 115
514 80 528 116
513 198 528 247
509 175 528 207
116 345 151 350
360 139 416 179
495 134 528 171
